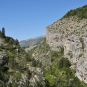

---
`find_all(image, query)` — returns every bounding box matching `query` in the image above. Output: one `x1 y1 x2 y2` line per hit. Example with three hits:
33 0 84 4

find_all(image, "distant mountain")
20 36 45 47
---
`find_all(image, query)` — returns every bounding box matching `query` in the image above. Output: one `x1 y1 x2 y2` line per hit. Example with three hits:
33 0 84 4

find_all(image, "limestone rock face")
46 16 87 83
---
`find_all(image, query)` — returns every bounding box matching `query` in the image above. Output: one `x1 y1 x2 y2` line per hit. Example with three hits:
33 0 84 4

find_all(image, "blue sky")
0 0 87 41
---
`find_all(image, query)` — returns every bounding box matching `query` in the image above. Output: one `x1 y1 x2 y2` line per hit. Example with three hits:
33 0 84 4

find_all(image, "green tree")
1 27 5 38
63 58 71 68
71 77 82 87
58 58 71 69
0 30 2 37
58 58 63 69
15 39 19 45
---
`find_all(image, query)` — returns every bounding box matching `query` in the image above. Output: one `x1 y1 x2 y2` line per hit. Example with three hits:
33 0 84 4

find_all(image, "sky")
0 0 87 41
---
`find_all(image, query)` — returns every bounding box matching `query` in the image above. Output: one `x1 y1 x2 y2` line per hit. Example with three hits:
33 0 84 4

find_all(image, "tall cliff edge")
46 5 87 83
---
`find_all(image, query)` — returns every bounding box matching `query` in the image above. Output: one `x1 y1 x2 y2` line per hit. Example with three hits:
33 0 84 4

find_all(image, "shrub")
79 53 83 57
58 58 71 69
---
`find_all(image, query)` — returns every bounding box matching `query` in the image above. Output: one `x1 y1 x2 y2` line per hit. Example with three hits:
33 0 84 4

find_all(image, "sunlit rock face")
46 16 87 83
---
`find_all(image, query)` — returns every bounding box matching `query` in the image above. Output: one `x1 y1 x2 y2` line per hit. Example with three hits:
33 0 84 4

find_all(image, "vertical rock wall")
46 17 87 83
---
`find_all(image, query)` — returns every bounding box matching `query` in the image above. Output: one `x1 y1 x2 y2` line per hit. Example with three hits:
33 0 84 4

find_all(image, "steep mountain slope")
28 5 87 87
0 28 46 87
20 36 45 47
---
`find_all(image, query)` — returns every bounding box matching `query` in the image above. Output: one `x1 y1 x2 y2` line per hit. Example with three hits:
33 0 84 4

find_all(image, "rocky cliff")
46 15 87 83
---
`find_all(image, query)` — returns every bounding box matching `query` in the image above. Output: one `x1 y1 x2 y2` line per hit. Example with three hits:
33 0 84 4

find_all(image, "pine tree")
15 39 19 45
0 30 2 37
1 27 5 38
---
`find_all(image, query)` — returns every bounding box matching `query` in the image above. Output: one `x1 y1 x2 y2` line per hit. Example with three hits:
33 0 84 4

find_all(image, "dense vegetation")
44 47 85 87
63 5 87 19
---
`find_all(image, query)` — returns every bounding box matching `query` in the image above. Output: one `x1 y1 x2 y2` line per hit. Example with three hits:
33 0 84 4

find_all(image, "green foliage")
71 77 83 87
32 58 42 67
79 37 84 50
26 53 32 62
0 28 19 46
14 39 19 45
58 58 71 69
51 51 59 58
0 31 2 37
5 36 11 42
0 27 5 38
45 73 56 86
63 5 87 19
0 68 9 86
44 49 85 87
11 82 18 87
32 58 37 67
68 52 73 58
27 70 32 79
1 27 5 38
79 37 83 43
45 64 85 87
50 47 64 62
79 53 83 57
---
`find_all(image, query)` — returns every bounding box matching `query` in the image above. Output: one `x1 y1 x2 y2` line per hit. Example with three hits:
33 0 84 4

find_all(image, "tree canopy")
0 27 5 38
63 5 87 19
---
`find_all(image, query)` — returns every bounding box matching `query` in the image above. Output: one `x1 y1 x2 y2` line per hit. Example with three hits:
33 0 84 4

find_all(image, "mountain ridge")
20 35 45 47
46 5 87 84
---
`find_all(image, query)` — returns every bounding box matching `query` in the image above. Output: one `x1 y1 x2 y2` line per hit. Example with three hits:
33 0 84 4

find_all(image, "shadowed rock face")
0 52 9 67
